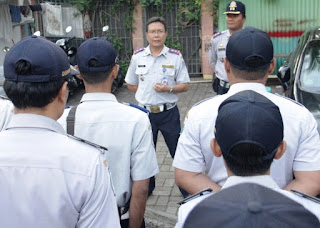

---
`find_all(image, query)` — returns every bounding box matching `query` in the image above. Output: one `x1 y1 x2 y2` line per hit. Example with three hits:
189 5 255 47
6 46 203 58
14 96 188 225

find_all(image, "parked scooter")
102 25 124 93
56 26 84 94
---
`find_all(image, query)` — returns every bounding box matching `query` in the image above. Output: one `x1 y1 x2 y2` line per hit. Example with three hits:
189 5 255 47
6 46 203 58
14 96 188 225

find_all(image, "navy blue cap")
215 90 283 159
223 1 246 16
226 26 274 70
76 37 117 72
184 183 320 228
4 35 72 82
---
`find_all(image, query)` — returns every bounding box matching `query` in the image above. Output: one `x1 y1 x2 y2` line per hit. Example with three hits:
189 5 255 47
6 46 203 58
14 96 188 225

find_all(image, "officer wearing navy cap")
125 16 190 196
175 90 320 227
58 37 159 228
209 1 246 94
174 27 320 199
0 35 120 227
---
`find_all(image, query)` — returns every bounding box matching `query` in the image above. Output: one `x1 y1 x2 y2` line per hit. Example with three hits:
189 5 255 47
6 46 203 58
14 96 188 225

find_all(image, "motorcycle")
102 25 124 93
56 26 84 94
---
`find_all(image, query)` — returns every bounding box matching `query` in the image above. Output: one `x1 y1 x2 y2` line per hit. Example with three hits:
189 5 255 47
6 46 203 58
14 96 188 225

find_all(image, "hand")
153 83 169 93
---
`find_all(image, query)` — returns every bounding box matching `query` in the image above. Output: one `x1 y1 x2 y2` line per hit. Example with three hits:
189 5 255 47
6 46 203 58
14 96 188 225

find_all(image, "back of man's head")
226 26 274 80
76 37 118 84
214 90 284 176
3 35 71 109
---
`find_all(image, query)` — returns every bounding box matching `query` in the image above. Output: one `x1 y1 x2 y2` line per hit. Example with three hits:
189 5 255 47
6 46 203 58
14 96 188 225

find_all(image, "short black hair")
222 143 275 176
230 63 270 80
4 60 66 109
146 16 167 32
79 59 113 84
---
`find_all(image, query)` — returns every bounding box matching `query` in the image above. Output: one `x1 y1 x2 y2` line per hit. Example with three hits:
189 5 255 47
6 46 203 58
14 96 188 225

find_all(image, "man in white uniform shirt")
209 1 246 94
176 90 320 227
125 16 190 197
173 27 320 196
0 35 119 228
0 96 13 131
58 37 159 228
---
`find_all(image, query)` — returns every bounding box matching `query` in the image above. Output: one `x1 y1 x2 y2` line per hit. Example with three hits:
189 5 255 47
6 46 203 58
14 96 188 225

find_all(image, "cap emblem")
62 68 71 77
229 1 237 11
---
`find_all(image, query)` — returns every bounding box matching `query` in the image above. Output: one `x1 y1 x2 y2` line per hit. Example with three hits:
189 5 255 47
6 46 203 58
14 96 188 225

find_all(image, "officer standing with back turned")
125 16 190 196
210 1 246 94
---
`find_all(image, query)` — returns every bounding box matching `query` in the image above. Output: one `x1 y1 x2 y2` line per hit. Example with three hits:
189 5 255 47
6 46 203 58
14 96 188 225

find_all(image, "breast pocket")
217 49 226 63
165 68 175 85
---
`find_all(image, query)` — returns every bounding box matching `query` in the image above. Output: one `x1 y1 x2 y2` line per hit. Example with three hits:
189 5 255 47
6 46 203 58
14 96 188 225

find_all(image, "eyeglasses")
148 30 165 35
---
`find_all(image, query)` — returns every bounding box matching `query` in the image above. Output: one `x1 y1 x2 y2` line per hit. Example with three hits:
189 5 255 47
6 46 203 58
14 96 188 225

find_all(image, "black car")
277 27 320 133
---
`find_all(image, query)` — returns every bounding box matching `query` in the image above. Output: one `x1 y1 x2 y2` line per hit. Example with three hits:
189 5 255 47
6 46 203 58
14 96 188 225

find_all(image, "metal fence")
145 1 202 76
32 0 202 76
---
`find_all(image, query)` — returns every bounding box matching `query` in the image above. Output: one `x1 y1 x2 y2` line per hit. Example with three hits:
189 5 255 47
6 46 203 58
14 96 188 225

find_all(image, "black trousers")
147 106 189 198
121 218 145 228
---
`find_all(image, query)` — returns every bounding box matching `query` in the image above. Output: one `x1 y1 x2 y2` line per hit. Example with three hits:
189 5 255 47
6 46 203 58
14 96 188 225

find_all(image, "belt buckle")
150 106 160 113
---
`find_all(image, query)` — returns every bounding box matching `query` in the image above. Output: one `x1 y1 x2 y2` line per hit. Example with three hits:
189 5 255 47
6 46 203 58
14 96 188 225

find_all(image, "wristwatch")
169 86 174 93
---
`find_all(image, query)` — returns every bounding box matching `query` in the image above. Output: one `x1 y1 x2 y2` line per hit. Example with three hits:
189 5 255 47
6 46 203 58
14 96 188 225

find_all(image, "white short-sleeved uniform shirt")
0 97 13 131
58 93 159 216
173 83 320 189
125 45 190 106
209 30 230 82
175 176 320 227
0 114 120 228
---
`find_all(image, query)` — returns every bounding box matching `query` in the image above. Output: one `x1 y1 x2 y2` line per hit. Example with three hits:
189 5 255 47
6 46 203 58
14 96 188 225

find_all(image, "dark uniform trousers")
148 105 189 198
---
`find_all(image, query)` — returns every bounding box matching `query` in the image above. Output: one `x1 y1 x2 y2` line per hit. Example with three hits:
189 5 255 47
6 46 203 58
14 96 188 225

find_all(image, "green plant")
165 35 182 50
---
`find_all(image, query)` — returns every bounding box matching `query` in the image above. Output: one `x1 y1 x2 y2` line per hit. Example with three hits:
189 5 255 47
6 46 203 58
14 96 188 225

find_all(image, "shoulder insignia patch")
177 188 213 205
122 102 149 114
212 30 226 39
193 97 214 107
275 94 304 107
133 48 145 55
67 135 108 154
169 48 181 55
0 95 9 100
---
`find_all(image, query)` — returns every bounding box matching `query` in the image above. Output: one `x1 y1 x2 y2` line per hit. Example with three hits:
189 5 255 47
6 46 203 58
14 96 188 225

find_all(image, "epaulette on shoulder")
212 31 226 39
169 48 181 55
177 188 213 205
275 94 304 107
133 48 145 55
122 102 149 114
193 97 214 107
0 95 9 100
67 135 108 154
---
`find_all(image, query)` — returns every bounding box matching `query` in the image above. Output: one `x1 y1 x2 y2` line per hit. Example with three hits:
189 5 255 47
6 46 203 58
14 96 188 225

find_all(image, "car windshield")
300 40 320 93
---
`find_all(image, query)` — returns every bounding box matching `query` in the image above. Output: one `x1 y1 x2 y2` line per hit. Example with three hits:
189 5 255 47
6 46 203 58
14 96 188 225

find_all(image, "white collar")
222 175 280 190
80 92 118 103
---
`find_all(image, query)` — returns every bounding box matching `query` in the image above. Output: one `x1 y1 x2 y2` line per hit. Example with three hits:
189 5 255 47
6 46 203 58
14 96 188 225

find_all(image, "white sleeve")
209 38 217 71
131 114 159 180
293 110 320 171
125 55 139 86
173 108 206 172
77 154 120 228
175 53 190 84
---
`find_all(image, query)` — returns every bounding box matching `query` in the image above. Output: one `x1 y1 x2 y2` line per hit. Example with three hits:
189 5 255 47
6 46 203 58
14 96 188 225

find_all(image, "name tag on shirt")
162 65 174 69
